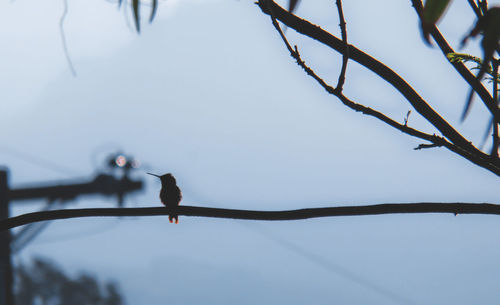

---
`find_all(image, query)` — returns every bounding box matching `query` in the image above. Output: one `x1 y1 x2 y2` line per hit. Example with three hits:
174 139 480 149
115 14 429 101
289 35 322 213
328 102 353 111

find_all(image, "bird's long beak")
147 172 161 178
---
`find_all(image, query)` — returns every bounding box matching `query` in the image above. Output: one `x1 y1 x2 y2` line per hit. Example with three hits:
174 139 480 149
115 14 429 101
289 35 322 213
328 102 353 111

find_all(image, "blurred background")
1 0 500 304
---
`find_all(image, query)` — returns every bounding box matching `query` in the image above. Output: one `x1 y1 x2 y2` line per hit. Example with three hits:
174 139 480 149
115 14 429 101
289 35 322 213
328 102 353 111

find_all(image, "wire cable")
32 218 121 245
11 200 62 253
0 146 80 177
243 222 421 305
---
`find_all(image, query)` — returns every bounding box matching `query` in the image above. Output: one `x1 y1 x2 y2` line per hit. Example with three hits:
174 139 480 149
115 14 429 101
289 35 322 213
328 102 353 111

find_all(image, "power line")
0 146 80 177
243 222 421 305
11 200 61 253
29 218 121 245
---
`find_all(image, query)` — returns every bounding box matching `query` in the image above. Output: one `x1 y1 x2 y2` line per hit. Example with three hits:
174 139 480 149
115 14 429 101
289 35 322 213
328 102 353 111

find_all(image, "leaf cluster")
447 52 500 82
119 0 157 33
421 0 500 121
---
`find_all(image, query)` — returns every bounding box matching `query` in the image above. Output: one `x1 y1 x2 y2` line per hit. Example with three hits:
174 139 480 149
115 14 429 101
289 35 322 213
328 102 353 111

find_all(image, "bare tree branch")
277 40 498 174
257 0 500 176
264 2 440 145
414 143 440 150
256 1 482 157
2 203 500 231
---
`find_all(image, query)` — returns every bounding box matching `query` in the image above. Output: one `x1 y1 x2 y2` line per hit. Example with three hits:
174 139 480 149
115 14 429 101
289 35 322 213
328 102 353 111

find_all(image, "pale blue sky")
2 0 500 304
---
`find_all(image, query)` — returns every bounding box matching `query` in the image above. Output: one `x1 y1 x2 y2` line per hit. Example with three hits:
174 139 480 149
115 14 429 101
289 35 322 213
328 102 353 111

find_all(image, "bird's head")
147 172 176 184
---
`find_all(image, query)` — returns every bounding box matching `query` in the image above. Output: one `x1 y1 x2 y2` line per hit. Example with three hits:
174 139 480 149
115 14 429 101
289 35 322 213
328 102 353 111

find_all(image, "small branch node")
414 143 441 150
404 110 412 126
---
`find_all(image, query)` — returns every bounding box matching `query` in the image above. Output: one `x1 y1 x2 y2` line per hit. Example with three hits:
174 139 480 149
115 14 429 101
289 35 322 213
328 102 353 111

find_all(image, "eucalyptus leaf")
132 0 140 33
461 7 500 121
288 0 300 13
421 0 452 45
150 0 158 23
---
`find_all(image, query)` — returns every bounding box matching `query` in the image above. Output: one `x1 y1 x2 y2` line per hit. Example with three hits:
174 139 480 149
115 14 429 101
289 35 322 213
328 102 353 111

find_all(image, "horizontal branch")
2 203 500 231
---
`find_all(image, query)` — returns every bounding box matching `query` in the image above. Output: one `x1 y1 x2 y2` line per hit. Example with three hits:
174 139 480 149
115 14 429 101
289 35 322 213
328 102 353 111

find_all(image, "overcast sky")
2 0 500 304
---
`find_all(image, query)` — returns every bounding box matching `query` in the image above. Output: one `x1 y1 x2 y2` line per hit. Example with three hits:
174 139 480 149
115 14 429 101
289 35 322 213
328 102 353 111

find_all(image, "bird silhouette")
148 172 182 223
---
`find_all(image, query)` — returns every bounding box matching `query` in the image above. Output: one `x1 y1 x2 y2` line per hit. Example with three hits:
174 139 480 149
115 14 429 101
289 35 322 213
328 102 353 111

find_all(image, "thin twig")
60 0 77 77
264 0 294 55
414 143 440 150
404 110 411 126
2 203 500 231
334 0 349 93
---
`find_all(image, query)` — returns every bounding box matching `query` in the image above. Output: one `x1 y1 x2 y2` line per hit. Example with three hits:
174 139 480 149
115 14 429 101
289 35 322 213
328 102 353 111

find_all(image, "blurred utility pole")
0 171 13 305
0 165 143 305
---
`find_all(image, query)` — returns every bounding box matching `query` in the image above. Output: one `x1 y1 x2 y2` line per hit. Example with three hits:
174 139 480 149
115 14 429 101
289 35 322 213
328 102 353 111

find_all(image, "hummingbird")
148 172 182 223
